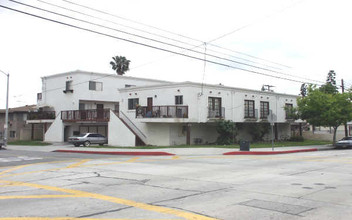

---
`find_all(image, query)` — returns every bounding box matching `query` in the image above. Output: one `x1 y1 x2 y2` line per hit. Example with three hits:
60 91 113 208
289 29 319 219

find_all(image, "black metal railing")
208 107 225 118
136 105 188 118
61 109 110 122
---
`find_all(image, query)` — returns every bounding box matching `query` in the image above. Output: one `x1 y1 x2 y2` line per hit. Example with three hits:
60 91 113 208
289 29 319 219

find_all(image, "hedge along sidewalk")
7 140 52 146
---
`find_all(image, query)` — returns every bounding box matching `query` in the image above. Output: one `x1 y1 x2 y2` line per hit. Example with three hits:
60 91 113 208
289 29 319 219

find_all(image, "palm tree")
110 56 130 75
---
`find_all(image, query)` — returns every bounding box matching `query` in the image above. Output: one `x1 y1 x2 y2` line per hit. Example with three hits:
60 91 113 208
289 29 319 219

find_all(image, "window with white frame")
89 81 103 91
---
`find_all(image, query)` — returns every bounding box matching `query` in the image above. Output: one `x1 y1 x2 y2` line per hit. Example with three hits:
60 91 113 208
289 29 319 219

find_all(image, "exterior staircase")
113 110 147 146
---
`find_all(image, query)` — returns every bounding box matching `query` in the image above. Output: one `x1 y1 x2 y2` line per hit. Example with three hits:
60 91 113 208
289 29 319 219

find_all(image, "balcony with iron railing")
61 109 110 122
136 106 188 119
244 109 259 122
28 111 56 120
207 107 225 119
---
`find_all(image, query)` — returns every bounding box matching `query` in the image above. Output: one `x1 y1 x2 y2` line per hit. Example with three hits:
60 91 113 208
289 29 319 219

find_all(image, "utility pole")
341 79 348 137
0 70 9 149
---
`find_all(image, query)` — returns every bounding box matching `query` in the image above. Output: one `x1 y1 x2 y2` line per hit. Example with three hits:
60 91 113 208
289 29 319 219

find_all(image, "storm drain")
239 199 313 215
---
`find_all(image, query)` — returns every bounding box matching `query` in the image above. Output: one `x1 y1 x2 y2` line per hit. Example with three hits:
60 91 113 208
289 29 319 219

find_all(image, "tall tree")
319 70 338 94
297 86 352 145
110 56 130 75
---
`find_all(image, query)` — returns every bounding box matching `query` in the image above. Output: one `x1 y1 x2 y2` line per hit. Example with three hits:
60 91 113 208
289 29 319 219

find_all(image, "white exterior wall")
44 112 64 142
118 83 297 145
145 124 171 146
119 83 297 123
108 111 135 147
38 71 168 112
39 71 168 142
39 71 297 146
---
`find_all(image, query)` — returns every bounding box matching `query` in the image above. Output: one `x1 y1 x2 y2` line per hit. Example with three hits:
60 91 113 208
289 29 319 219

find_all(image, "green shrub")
216 120 238 145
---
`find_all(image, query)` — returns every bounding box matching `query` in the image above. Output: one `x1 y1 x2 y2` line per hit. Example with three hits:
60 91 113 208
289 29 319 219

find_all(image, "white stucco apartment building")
33 70 298 146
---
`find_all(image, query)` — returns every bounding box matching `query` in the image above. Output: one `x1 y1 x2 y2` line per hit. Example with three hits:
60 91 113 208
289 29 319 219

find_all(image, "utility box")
239 140 250 151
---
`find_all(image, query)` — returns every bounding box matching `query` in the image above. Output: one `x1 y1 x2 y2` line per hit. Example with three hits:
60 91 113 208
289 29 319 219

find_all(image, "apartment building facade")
36 70 298 146
0 105 49 141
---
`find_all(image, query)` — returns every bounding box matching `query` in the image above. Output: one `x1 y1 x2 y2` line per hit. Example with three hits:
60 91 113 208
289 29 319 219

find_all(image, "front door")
79 103 86 120
147 97 153 116
97 104 104 119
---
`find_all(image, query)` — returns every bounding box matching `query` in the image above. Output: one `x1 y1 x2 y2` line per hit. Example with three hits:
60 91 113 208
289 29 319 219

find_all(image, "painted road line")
0 195 79 199
53 150 175 156
0 164 32 176
0 156 43 163
0 180 217 220
66 159 92 168
78 157 140 168
0 157 141 179
0 218 180 220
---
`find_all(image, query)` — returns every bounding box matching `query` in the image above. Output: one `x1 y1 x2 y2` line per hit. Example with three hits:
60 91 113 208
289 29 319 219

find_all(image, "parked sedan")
335 136 352 148
68 133 107 147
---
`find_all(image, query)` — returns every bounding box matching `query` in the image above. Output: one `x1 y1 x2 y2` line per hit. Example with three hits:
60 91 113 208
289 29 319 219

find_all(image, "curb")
53 149 175 156
223 148 318 155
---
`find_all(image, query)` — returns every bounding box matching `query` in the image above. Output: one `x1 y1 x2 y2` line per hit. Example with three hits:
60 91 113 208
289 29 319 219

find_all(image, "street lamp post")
0 70 9 149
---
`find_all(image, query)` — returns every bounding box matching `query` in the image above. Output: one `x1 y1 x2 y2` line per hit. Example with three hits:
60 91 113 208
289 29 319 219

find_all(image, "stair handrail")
119 111 147 139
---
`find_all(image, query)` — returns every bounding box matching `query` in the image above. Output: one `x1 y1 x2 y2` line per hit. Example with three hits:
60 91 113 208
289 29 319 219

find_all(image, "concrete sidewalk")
2 143 334 156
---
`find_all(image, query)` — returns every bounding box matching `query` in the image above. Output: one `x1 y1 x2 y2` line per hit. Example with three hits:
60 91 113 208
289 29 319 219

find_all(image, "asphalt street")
1 147 352 219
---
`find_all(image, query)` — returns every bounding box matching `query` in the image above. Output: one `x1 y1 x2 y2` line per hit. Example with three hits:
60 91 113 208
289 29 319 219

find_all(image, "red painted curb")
223 148 318 155
53 150 175 156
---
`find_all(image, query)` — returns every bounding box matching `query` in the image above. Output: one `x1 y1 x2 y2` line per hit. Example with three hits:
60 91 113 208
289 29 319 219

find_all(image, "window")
10 131 16 138
125 84 136 88
244 100 255 118
128 98 139 110
37 93 42 101
175 95 183 105
208 97 222 118
285 103 293 119
260 101 269 119
64 80 73 93
89 81 103 91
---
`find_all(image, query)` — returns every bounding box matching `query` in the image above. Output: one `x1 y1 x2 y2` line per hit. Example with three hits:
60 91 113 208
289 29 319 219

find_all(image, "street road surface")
1 148 352 219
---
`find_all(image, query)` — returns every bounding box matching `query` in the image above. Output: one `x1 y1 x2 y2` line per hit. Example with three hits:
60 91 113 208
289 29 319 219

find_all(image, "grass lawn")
8 140 52 146
87 140 331 149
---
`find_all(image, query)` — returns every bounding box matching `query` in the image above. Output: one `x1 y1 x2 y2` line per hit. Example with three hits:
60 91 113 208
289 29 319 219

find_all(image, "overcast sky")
1 0 352 109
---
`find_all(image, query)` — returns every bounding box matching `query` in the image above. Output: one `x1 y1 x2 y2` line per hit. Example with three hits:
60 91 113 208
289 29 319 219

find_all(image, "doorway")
97 104 104 119
64 126 70 142
147 97 153 117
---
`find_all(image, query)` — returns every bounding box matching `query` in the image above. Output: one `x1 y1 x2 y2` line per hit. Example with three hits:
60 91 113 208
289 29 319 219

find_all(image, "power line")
0 4 319 86
7 0 325 85
57 0 331 84
36 0 288 72
61 0 293 70
9 0 308 81
207 0 305 44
